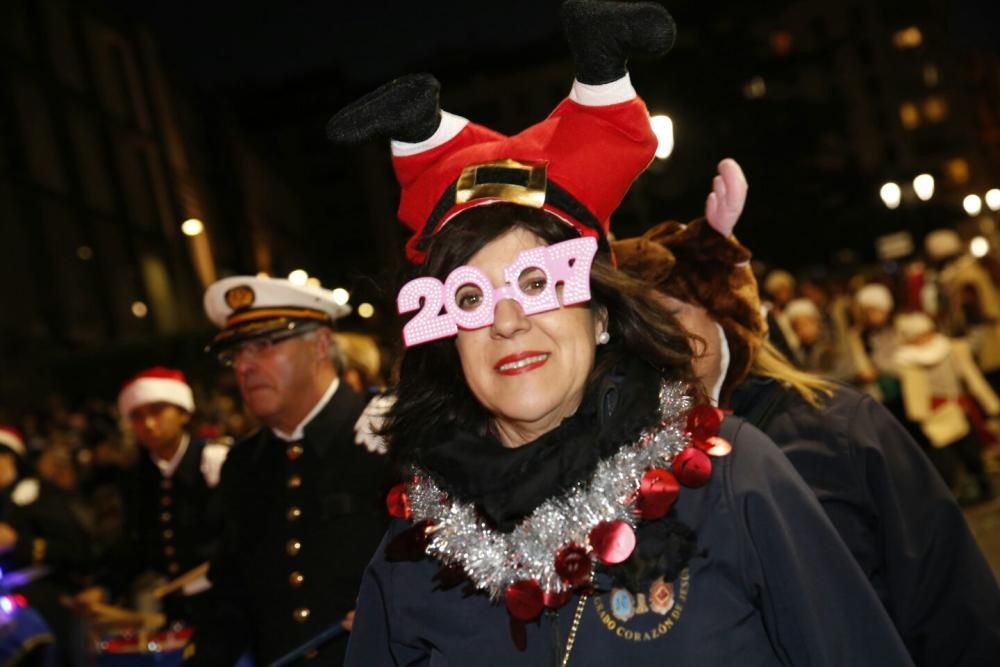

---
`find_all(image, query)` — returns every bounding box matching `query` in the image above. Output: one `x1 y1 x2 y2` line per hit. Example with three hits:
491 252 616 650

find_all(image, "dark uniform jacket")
346 417 914 666
730 377 1000 666
113 437 227 620
1 478 94 588
188 383 388 666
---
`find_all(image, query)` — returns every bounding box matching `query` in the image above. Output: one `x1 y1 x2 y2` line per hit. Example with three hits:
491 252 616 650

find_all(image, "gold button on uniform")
289 571 304 587
287 506 302 521
161 496 172 506
293 607 311 623
168 563 180 574
287 444 304 461
287 475 303 489
287 539 302 556
160 512 172 522
164 545 176 557
160 478 172 489
163 529 174 540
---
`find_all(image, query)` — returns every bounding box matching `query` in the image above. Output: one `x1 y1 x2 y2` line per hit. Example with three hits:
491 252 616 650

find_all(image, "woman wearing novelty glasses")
330 1 913 665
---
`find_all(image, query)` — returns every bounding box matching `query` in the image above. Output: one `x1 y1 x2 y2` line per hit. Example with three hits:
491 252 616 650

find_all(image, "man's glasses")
217 326 317 367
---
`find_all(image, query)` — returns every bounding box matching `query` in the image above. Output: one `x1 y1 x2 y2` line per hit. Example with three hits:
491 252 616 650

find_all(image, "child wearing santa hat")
82 368 230 627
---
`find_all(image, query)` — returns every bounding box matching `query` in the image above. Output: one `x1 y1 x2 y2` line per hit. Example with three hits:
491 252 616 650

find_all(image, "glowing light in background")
332 288 350 305
131 301 148 318
288 270 309 286
986 189 1000 212
963 194 983 216
880 182 901 209
912 174 934 201
970 236 990 258
181 218 204 236
649 115 674 159
358 303 375 319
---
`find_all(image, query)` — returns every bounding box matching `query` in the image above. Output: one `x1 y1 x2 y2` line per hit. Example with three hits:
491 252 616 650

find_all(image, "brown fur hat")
613 219 766 405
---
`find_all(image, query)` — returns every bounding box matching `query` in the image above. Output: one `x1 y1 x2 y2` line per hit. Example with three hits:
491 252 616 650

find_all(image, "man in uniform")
186 276 388 666
107 367 229 623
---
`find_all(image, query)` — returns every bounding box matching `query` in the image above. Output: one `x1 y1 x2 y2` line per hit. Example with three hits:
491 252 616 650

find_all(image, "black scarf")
419 357 660 531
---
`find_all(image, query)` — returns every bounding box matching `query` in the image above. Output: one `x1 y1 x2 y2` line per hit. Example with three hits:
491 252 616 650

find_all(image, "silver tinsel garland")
405 380 694 599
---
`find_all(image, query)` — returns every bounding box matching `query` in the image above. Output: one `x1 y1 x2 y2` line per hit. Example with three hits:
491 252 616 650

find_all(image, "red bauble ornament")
672 447 713 487
589 520 636 565
385 483 411 519
554 543 592 587
543 588 572 609
637 467 680 519
686 404 723 441
506 580 544 621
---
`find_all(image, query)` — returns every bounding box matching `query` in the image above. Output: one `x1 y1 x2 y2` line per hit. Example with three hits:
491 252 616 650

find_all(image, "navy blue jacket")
345 417 914 666
731 377 1000 666
187 384 389 666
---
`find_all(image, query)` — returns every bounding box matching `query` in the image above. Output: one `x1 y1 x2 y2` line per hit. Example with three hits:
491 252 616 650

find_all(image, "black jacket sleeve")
725 419 914 666
851 394 1000 664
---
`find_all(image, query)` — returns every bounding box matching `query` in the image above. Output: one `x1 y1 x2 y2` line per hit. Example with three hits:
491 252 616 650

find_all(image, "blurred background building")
0 0 998 409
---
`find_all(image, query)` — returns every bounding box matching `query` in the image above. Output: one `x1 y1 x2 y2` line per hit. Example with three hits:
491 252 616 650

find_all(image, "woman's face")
654 294 723 396
454 227 603 448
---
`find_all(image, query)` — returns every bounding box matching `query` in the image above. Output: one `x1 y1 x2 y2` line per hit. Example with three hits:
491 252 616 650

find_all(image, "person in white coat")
895 311 996 503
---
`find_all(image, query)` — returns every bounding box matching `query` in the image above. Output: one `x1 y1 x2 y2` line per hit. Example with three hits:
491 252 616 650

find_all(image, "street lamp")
649 114 674 159
986 189 1000 212
332 288 350 305
880 182 901 209
970 236 990 258
912 174 934 201
181 218 204 236
963 194 983 216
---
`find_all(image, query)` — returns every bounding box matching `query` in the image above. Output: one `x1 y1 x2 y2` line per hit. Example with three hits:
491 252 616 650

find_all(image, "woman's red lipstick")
494 351 549 376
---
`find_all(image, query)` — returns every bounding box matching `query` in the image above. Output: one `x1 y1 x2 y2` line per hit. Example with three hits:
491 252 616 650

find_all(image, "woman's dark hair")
384 203 697 465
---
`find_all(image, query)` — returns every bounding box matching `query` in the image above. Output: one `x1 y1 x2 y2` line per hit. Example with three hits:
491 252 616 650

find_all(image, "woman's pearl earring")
597 331 611 345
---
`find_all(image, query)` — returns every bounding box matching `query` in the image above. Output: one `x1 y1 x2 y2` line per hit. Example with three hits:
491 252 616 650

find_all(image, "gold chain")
560 590 590 667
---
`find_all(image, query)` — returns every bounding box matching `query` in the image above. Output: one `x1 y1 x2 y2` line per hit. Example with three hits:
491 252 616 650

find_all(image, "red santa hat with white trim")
326 0 677 264
118 367 195 418
0 426 26 458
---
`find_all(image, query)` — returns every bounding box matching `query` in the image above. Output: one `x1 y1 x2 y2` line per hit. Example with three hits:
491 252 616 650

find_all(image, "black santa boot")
326 73 442 145
561 0 677 85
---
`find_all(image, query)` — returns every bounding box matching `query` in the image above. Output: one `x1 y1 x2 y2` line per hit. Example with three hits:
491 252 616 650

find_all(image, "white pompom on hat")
784 298 821 322
856 283 894 312
118 367 195 418
895 311 936 342
925 229 962 261
0 427 26 457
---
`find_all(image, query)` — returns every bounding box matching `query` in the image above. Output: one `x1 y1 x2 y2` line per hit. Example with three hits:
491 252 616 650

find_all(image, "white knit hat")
763 270 795 296
118 367 195 418
895 311 936 342
784 298 821 322
924 229 962 262
856 283 894 312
